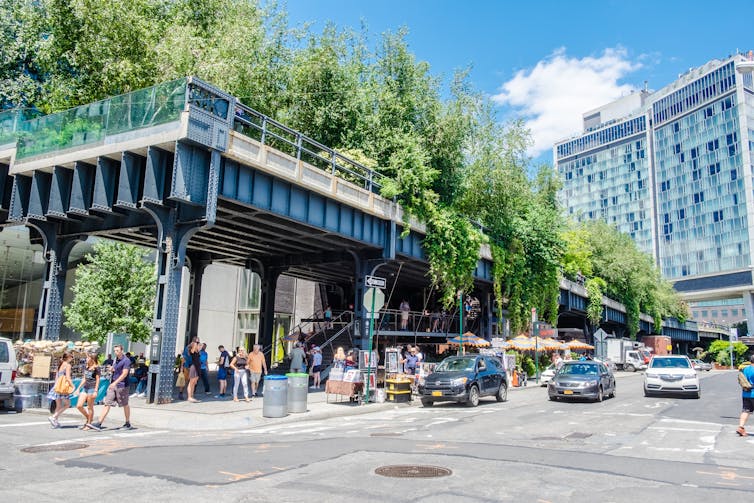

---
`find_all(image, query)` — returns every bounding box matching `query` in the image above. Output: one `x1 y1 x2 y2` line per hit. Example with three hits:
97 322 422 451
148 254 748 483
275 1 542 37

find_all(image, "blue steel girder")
0 163 13 213
220 158 387 251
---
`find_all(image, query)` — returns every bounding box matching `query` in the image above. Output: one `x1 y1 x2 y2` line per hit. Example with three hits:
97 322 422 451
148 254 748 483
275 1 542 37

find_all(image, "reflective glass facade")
555 56 754 283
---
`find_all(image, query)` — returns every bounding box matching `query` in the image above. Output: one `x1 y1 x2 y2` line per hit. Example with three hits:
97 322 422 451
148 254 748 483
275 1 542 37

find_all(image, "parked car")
0 336 22 412
540 363 558 386
644 355 700 398
691 359 712 371
417 355 508 407
547 360 616 402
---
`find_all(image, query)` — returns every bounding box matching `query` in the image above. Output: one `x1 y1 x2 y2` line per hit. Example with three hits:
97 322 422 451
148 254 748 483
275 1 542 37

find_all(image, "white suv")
644 355 700 399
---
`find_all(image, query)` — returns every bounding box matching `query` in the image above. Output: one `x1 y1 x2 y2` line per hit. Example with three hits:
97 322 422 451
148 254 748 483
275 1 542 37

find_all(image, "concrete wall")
195 263 240 364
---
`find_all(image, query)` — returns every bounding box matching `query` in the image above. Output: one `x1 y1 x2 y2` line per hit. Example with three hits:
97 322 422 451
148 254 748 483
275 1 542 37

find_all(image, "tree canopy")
63 241 156 344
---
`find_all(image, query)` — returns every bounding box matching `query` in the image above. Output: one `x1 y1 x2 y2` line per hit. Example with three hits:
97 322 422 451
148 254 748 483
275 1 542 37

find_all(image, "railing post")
260 116 267 145
296 134 302 161
331 150 337 176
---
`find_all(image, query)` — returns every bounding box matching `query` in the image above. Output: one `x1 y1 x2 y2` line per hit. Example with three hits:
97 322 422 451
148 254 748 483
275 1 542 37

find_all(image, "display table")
325 380 363 403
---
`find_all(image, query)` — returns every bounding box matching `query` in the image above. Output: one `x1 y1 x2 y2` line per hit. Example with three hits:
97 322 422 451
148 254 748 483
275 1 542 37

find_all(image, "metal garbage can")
262 375 288 418
286 372 309 413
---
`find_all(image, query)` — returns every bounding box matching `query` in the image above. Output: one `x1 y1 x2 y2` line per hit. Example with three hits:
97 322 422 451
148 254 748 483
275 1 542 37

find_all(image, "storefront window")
238 270 260 310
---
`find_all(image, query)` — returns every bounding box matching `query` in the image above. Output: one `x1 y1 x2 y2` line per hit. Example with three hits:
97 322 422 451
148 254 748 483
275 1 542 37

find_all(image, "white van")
0 336 21 412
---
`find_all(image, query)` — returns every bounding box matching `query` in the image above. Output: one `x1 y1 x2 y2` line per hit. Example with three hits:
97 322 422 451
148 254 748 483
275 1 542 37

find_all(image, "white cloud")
493 47 642 157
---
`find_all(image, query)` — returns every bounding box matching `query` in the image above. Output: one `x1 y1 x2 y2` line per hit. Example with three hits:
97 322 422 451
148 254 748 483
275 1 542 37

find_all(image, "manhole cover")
370 432 403 437
21 442 89 453
375 465 452 478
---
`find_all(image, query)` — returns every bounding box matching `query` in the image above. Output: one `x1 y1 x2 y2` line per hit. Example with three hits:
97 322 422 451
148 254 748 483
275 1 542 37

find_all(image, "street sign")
365 275 387 288
363 287 385 313
592 328 609 342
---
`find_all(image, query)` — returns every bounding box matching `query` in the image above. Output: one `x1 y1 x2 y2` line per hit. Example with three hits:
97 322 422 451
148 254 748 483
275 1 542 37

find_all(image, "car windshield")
650 357 690 369
435 357 476 372
558 363 598 376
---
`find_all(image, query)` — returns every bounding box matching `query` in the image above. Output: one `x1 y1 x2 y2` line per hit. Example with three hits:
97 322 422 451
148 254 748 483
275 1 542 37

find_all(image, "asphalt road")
1 370 752 502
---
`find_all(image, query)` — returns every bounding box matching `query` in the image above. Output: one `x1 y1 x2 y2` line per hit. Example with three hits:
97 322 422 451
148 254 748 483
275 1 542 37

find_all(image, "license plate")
563 390 573 395
431 391 442 397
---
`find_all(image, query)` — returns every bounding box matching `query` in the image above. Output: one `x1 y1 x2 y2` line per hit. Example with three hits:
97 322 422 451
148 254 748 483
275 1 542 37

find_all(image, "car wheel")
421 398 434 407
496 383 508 402
466 385 480 407
596 386 604 402
643 387 651 397
610 383 616 398
694 391 701 399
625 364 635 372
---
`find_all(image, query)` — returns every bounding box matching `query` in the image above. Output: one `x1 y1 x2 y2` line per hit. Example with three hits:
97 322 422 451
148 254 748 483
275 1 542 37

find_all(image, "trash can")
262 375 288 418
286 372 309 413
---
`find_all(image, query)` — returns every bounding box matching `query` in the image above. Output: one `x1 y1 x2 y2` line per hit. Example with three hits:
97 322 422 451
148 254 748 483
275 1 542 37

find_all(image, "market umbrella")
508 337 536 351
446 333 491 347
541 337 564 351
565 340 595 350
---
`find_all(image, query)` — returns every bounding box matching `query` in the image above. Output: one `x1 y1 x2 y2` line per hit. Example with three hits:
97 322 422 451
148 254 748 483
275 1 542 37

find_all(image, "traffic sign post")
363 286 385 404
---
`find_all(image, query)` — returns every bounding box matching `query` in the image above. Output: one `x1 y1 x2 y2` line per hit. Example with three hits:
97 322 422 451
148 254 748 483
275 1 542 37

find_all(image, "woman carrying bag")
48 353 75 428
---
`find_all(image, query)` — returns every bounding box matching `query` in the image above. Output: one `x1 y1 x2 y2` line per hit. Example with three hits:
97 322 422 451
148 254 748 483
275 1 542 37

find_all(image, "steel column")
255 264 283 368
27 221 80 341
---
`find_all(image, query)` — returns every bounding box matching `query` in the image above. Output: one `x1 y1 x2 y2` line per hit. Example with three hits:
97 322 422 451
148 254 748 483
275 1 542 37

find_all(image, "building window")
693 192 704 204
709 162 720 175
711 310 718 317
732 309 739 316
731 169 737 181
713 210 724 222
701 310 708 317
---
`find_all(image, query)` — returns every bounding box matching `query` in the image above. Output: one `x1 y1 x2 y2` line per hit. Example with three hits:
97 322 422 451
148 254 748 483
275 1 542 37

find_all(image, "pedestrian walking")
231 347 250 402
248 344 267 398
48 353 74 428
737 354 754 436
216 345 231 398
324 305 333 329
75 352 100 430
290 342 307 373
90 344 132 431
200 343 211 394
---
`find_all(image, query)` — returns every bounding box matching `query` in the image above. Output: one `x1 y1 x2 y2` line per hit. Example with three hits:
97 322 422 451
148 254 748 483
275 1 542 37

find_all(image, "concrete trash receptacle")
286 372 309 413
262 375 288 418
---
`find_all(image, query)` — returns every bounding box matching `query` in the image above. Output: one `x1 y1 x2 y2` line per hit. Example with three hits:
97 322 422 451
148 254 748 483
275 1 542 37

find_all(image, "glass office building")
554 54 754 324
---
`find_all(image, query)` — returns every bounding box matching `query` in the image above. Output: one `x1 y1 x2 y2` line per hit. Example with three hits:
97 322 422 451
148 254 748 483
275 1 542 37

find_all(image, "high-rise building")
554 53 754 326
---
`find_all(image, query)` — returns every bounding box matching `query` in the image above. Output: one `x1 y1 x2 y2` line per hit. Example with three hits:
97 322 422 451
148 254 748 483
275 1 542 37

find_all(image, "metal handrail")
233 102 387 193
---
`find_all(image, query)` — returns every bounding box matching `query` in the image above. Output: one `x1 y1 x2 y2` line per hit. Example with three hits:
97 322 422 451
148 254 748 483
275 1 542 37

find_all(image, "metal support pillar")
28 222 79 341
186 253 211 343
256 264 283 368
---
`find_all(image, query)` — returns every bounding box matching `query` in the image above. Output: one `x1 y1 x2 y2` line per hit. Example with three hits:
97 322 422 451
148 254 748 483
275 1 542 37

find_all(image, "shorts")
104 386 129 407
249 372 262 384
312 365 322 373
218 368 227 380
82 388 96 396
743 396 754 413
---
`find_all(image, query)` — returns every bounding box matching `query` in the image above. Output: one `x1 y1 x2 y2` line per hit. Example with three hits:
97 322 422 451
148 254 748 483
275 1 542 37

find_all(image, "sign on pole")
365 275 387 288
363 287 385 313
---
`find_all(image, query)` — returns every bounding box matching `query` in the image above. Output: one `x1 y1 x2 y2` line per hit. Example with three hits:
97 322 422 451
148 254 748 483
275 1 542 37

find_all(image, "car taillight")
11 370 16 382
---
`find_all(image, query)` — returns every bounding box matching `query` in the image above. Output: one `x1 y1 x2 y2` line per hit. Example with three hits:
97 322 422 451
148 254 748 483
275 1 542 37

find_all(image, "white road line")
279 426 335 435
111 430 167 438
659 418 728 427
647 426 719 433
0 420 78 428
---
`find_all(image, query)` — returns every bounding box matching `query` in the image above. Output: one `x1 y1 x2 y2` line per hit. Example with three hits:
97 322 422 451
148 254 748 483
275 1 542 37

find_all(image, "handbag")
176 371 186 387
53 375 74 395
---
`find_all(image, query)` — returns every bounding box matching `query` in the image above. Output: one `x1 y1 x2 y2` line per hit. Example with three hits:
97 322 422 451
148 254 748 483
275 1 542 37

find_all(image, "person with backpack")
216 345 231 399
737 354 754 436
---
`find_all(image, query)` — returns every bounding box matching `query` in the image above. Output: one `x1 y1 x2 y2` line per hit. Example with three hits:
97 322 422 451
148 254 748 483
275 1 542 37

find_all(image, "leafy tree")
706 339 749 367
64 241 156 344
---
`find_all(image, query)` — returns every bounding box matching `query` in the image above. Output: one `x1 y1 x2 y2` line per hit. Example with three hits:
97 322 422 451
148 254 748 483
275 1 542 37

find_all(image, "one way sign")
365 275 386 288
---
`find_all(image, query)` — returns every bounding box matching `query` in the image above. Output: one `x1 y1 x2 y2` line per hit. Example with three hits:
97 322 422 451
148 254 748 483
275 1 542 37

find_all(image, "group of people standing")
176 338 268 403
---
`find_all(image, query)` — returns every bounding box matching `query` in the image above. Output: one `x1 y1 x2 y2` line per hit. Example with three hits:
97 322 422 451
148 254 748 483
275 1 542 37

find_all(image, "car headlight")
579 380 598 388
451 377 468 387
683 375 698 381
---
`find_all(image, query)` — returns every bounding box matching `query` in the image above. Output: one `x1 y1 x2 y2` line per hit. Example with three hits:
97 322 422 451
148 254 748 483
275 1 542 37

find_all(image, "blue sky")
285 0 753 160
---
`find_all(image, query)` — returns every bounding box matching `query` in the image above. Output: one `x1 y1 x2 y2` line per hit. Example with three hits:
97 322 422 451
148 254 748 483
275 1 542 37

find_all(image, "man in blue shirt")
200 343 210 394
91 344 132 431
738 354 754 437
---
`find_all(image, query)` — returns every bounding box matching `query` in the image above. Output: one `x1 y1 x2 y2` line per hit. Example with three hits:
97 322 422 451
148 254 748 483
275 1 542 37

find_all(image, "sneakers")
89 422 102 431
47 416 59 428
736 426 747 436
137 393 145 398
122 422 133 430
130 393 138 398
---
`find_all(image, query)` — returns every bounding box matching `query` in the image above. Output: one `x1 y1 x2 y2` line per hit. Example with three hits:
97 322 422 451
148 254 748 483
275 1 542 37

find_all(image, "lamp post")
458 290 464 356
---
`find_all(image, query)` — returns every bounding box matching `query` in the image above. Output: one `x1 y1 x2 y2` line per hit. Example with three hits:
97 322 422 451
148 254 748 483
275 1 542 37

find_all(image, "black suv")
418 355 508 407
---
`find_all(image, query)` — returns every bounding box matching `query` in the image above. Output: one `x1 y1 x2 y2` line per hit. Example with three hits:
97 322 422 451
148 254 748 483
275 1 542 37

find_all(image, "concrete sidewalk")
21 371 651 431
21 377 544 431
